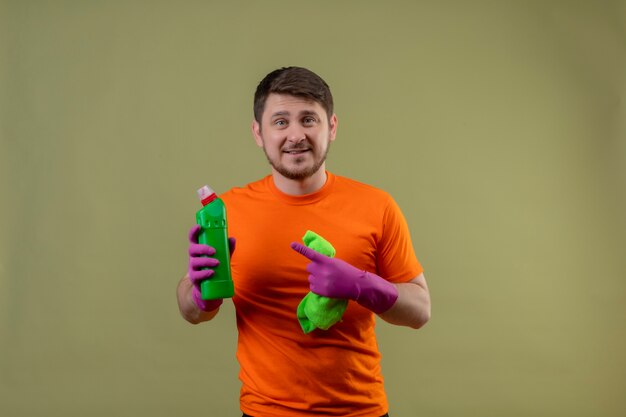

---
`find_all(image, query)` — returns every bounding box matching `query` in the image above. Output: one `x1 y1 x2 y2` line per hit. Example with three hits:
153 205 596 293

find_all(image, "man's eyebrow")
271 110 320 118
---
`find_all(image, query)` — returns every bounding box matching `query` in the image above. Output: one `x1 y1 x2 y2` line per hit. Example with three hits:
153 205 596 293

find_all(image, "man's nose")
286 125 306 143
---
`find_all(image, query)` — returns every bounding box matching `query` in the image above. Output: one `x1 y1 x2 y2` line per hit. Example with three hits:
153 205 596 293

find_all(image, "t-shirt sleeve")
376 195 423 283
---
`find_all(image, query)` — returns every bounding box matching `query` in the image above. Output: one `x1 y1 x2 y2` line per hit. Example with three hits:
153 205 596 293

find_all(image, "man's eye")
274 120 287 126
303 117 316 124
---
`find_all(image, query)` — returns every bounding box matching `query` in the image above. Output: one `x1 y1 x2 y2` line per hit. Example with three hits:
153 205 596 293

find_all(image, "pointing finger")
290 242 325 262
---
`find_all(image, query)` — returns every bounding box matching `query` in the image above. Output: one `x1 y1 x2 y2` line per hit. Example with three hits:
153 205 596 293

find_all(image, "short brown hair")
253 67 334 123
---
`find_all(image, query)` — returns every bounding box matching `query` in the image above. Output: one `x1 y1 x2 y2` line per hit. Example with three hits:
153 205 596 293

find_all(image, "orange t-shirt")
220 171 423 417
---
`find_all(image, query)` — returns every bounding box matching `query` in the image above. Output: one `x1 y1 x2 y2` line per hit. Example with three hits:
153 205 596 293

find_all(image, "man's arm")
290 243 431 327
378 273 431 329
177 273 221 324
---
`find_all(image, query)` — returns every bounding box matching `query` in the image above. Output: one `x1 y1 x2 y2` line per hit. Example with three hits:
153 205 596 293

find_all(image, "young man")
177 67 431 417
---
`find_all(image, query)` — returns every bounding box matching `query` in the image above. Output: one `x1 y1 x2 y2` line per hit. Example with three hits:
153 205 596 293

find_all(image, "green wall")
1 1 625 416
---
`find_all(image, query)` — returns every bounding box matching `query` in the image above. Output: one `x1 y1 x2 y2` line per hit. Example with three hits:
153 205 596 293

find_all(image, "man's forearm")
177 274 220 324
378 273 431 329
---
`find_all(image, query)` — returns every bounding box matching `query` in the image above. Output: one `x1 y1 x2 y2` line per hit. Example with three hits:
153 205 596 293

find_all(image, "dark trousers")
241 414 389 417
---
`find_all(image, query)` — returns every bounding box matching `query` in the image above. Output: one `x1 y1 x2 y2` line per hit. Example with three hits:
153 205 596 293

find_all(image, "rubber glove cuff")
357 271 399 314
191 286 223 312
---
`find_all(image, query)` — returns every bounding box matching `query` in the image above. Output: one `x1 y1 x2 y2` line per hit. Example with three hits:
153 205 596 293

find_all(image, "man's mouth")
283 148 310 155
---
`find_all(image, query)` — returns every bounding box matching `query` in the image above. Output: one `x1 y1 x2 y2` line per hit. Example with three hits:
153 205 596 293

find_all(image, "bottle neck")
201 193 217 206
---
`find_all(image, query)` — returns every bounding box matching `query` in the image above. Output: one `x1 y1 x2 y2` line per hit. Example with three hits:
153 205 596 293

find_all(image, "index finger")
290 242 325 262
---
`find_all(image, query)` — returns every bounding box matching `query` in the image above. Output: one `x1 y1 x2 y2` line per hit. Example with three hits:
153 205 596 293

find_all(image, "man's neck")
271 167 327 196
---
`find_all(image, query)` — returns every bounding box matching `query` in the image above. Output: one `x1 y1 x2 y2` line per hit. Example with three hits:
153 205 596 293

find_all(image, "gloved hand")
290 242 398 314
188 224 236 312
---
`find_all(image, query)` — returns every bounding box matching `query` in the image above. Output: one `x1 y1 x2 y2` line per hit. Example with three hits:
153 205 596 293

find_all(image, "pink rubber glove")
290 242 398 314
188 224 236 312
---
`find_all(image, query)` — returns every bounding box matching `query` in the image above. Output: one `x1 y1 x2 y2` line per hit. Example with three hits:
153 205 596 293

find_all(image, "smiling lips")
283 147 311 155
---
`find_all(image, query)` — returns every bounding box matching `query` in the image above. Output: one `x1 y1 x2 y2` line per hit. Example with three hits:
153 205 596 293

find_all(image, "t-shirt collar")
265 171 336 205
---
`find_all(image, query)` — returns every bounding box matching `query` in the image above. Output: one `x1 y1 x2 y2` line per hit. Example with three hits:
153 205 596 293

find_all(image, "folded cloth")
297 230 348 333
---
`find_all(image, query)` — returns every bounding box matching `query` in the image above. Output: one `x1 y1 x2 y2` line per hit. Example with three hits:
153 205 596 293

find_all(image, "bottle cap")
197 185 217 206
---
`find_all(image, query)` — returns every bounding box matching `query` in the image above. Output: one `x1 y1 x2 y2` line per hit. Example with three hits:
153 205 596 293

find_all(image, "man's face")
252 93 337 181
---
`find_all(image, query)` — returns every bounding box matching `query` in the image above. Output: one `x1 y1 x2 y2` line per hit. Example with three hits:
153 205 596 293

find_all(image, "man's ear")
252 119 263 147
329 113 338 142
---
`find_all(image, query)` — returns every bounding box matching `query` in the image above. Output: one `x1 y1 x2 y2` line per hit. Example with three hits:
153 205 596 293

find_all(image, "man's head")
252 67 337 183
253 67 334 124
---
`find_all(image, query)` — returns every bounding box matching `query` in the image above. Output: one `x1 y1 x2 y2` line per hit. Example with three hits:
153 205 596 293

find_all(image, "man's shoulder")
332 173 393 201
220 176 270 200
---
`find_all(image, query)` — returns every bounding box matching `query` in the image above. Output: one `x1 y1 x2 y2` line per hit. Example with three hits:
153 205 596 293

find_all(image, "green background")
1 1 625 416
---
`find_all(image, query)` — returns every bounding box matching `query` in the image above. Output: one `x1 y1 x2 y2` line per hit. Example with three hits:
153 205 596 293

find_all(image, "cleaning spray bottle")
195 185 234 300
